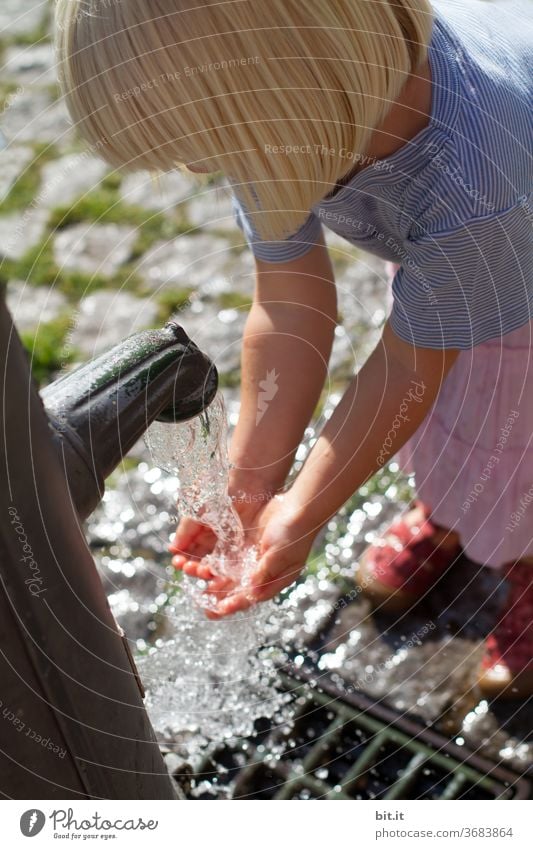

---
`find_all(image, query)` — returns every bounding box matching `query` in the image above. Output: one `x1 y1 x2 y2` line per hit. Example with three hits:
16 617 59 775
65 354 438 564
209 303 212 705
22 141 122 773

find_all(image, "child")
56 0 532 697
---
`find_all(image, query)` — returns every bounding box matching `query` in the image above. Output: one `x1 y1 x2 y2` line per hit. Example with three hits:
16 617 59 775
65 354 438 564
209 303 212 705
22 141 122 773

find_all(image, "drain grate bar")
384 752 429 800
289 683 510 798
182 674 531 800
440 771 470 800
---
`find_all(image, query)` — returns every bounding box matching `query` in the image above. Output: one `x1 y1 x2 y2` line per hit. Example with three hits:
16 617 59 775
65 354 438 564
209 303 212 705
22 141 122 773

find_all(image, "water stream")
138 393 290 751
145 393 257 604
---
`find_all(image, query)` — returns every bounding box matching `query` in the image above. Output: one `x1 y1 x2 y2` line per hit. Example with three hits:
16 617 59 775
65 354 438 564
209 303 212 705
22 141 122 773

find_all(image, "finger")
168 517 200 552
171 554 186 570
253 550 304 596
181 560 201 577
169 520 216 554
171 551 206 568
205 560 286 617
205 575 236 597
206 589 255 619
185 529 218 558
181 560 216 580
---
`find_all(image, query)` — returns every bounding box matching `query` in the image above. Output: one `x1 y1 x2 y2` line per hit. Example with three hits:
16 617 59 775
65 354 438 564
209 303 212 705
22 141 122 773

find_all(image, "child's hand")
169 491 317 618
169 492 265 581
168 514 219 581
206 495 316 618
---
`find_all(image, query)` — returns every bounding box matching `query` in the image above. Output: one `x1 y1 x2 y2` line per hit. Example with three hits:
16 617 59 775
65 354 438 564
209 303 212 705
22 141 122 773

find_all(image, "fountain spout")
41 321 218 519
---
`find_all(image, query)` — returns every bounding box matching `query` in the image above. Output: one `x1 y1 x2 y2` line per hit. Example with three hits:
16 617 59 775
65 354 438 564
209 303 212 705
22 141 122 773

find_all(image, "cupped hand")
169 489 268 580
169 491 317 619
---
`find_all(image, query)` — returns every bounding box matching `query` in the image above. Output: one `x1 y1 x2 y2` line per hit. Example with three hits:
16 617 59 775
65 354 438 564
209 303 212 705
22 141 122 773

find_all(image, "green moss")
218 369 241 389
0 239 142 301
130 215 191 260
20 313 78 387
156 288 194 322
49 190 191 261
6 241 58 288
0 142 58 214
52 192 160 231
56 267 143 300
48 189 124 229
100 171 123 192
7 17 50 48
216 291 252 311
44 82 62 103
0 81 20 111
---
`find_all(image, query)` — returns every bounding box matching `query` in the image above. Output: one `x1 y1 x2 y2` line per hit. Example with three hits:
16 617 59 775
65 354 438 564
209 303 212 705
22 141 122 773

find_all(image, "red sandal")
478 558 533 699
359 501 462 613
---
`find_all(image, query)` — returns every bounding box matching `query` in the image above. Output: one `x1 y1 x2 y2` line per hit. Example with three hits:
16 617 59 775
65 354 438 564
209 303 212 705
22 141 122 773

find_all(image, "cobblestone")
6 279 67 330
53 222 138 276
68 289 159 355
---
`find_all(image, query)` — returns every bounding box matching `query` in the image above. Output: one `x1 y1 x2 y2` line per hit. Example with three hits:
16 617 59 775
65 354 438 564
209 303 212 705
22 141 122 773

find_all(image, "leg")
478 556 533 698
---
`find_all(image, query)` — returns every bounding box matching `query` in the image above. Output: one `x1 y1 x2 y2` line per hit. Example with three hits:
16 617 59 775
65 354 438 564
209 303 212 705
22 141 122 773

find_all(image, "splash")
145 392 257 603
141 393 287 745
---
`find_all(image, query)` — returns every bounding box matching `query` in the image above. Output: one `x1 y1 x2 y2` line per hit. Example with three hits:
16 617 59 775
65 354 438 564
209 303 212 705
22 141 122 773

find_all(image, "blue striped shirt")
232 0 533 349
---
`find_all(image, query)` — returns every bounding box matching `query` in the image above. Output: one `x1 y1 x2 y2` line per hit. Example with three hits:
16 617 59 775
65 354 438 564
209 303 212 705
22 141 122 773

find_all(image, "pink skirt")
386 265 533 568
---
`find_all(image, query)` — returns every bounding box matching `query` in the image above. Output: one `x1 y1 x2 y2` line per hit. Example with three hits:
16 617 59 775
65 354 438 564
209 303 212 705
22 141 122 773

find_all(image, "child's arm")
208 320 460 616
170 236 336 570
286 321 459 531
228 234 338 500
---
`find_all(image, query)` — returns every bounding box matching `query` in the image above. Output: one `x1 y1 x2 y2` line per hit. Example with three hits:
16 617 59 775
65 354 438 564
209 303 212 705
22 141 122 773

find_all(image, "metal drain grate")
181 672 531 800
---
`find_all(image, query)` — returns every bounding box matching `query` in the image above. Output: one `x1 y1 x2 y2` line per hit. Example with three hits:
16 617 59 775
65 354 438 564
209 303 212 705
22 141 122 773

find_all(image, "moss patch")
156 288 194 323
0 240 57 288
5 13 50 48
130 215 192 260
20 312 78 386
218 369 241 389
0 81 21 112
50 188 192 261
0 239 143 301
216 291 252 311
0 142 58 214
49 189 127 230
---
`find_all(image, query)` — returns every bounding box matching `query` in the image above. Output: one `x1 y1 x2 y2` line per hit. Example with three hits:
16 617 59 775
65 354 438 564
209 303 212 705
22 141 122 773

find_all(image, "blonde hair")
55 0 433 240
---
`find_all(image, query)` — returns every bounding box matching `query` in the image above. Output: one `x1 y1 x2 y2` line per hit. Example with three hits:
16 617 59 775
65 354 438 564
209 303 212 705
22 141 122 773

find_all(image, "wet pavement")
2 0 532 795
87 437 533 781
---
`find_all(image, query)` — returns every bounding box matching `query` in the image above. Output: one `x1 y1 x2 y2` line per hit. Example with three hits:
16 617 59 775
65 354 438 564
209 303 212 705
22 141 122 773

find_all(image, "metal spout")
41 320 218 519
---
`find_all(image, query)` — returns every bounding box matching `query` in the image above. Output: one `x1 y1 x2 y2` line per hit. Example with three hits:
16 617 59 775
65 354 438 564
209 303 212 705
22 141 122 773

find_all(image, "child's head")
55 0 432 239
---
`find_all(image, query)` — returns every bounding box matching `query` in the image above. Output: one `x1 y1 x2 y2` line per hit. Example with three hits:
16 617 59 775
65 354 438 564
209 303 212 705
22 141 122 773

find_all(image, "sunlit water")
145 393 257 601
87 388 532 776
139 393 289 749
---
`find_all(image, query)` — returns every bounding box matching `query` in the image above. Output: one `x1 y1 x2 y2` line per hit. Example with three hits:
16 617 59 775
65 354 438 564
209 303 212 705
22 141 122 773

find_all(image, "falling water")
145 393 258 605
139 393 289 749
89 391 533 776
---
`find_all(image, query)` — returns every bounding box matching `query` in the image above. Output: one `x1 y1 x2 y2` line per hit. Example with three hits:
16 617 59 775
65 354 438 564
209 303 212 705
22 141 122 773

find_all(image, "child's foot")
359 502 462 613
478 558 533 699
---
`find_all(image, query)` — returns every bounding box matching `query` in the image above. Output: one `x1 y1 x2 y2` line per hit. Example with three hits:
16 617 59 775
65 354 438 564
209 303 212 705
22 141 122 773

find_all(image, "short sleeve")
231 191 323 263
389 200 533 349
